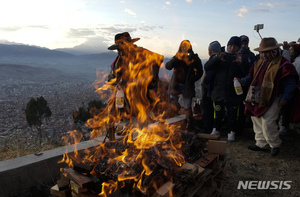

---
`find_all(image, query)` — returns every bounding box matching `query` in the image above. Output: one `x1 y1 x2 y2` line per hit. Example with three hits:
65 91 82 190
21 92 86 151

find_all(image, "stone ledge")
0 136 106 197
0 115 186 197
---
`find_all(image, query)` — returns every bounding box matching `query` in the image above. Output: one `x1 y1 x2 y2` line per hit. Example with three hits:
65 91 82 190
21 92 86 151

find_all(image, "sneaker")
248 144 267 151
227 131 235 141
271 147 280 156
210 128 220 135
279 126 288 136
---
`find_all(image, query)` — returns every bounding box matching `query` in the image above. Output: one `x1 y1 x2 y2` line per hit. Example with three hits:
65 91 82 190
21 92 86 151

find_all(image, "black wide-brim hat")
108 32 140 50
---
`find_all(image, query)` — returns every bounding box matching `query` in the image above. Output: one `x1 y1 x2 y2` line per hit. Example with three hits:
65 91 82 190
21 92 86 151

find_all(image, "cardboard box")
207 140 227 155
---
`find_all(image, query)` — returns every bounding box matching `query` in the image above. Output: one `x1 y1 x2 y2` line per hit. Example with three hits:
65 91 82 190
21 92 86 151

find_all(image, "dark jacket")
241 47 256 69
202 54 217 98
166 54 203 98
204 53 249 103
240 48 257 96
108 46 164 91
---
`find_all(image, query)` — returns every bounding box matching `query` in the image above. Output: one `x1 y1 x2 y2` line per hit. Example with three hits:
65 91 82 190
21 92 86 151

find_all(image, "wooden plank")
196 168 212 182
197 133 220 140
50 184 71 197
185 169 212 197
72 190 98 197
72 192 80 197
194 154 219 168
172 182 186 197
64 168 91 188
73 163 93 174
211 160 223 174
57 174 70 191
154 181 175 197
70 181 88 194
182 162 199 176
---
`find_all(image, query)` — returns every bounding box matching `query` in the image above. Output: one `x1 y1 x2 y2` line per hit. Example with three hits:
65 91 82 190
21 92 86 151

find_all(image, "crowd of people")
106 32 300 157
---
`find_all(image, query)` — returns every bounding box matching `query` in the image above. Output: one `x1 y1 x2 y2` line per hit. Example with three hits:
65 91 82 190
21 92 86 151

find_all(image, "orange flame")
60 41 186 196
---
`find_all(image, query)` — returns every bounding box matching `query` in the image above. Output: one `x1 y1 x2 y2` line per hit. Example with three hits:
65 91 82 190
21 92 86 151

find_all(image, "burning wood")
53 36 228 196
52 130 227 197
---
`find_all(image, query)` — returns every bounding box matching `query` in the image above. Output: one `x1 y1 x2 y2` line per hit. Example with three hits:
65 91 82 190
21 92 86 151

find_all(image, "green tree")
73 107 91 124
73 100 106 124
25 96 52 145
87 99 106 116
72 100 106 140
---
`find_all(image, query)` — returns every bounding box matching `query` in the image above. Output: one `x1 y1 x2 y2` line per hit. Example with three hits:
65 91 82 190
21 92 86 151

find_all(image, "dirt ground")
221 126 300 197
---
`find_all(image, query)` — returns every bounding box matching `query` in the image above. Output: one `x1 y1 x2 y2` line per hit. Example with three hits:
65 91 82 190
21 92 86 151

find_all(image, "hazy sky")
0 0 299 59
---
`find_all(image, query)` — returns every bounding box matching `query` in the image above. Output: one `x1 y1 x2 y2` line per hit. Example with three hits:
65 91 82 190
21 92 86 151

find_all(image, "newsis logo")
237 181 292 190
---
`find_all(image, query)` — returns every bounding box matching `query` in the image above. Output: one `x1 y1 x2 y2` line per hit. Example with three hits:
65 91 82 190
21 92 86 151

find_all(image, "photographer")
204 36 249 141
166 40 203 131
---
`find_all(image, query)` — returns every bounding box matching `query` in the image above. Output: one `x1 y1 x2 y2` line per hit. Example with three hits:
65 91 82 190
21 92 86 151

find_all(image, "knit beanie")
227 36 241 49
240 35 249 43
208 41 221 52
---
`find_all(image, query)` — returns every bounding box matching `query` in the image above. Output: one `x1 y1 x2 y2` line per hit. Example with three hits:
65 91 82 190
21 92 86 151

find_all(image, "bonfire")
57 41 206 197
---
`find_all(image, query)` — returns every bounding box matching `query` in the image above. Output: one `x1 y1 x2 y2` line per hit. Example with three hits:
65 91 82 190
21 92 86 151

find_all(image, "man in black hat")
106 32 164 139
107 32 141 83
107 32 163 92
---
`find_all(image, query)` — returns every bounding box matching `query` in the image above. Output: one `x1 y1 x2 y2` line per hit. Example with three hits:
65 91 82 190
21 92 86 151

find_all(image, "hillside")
0 64 67 82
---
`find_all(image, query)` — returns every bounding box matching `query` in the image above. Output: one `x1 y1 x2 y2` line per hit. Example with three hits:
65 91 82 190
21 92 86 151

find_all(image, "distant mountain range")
55 43 107 55
0 43 119 81
0 42 173 81
0 43 74 58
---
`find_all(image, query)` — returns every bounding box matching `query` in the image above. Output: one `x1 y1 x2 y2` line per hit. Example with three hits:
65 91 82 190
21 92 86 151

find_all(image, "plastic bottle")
234 77 243 95
115 85 125 108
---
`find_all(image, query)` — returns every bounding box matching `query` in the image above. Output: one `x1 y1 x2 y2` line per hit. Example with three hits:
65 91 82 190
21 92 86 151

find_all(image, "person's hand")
233 77 242 84
279 99 287 107
175 51 194 65
175 51 185 60
282 41 290 50
187 49 194 60
217 52 226 61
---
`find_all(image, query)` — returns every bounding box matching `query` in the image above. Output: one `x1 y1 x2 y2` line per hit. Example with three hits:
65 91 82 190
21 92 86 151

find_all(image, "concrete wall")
0 137 106 197
0 115 186 197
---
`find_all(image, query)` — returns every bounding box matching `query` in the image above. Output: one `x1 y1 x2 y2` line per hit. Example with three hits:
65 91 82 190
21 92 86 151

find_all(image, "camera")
187 49 194 60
